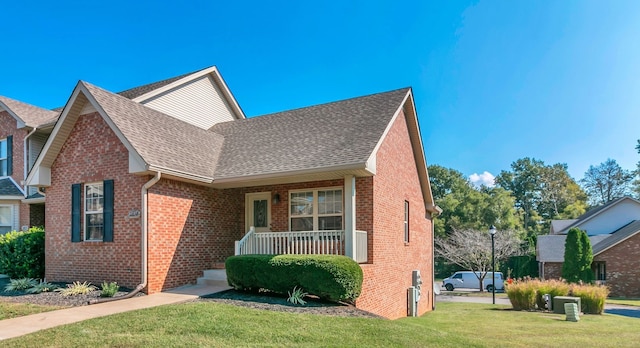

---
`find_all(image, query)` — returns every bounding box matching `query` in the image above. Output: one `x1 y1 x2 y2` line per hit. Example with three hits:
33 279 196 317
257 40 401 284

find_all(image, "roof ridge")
116 66 212 100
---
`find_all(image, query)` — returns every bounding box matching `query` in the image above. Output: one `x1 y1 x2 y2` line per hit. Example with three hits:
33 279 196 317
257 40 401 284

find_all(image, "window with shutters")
0 138 8 176
85 183 104 241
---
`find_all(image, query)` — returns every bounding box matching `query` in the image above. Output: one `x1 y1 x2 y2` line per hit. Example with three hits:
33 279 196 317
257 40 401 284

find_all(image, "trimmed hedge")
225 254 363 303
0 227 45 279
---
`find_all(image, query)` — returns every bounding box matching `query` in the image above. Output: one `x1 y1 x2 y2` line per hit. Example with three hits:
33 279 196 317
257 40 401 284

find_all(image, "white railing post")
344 175 356 259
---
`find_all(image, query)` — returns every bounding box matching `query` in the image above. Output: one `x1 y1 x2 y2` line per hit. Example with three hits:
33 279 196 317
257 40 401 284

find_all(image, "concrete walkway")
0 283 231 341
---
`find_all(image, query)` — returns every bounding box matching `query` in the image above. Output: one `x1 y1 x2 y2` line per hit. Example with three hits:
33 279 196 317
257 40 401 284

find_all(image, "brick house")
0 96 59 231
23 66 440 319
537 196 640 297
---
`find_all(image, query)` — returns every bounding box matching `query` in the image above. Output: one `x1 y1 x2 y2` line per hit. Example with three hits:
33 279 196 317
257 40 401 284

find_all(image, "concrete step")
196 269 228 286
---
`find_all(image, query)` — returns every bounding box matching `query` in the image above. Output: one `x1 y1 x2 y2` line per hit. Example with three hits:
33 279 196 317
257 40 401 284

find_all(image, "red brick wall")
146 180 241 293
0 111 30 228
356 108 434 319
46 112 147 289
541 262 563 280
594 233 640 297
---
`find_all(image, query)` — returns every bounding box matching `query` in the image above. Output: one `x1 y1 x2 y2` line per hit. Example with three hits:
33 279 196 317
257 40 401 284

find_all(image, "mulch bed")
0 284 381 319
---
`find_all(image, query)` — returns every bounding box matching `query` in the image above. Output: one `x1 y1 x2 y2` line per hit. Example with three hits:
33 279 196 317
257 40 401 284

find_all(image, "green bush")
0 228 45 279
535 279 570 309
100 281 119 298
505 278 537 310
225 254 363 303
571 283 609 314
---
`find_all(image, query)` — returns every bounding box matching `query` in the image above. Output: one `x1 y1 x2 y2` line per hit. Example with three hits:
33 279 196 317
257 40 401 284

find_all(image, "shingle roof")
0 96 60 127
0 178 23 196
592 220 640 255
82 82 224 180
117 67 208 100
537 234 611 262
210 88 410 179
555 197 638 234
550 219 577 234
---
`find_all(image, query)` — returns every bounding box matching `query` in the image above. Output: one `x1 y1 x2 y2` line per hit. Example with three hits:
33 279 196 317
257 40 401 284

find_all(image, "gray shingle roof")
117 67 208 100
592 220 640 255
82 82 224 180
0 178 23 196
537 234 611 262
210 88 410 179
0 96 60 127
554 197 638 234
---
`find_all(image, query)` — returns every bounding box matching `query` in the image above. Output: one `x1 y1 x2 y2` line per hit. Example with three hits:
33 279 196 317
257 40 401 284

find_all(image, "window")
290 188 342 231
0 205 13 234
85 183 104 241
0 137 11 176
594 262 606 281
404 200 409 243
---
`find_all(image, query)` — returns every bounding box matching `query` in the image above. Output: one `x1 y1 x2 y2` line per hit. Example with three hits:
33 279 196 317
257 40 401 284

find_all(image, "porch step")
197 269 228 286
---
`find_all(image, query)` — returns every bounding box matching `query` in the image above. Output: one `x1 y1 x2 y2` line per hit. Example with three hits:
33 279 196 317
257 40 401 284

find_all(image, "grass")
4 301 640 347
607 298 640 307
0 302 63 320
444 290 509 298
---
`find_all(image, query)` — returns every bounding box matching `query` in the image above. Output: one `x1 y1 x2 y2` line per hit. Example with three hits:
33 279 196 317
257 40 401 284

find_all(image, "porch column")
344 175 356 259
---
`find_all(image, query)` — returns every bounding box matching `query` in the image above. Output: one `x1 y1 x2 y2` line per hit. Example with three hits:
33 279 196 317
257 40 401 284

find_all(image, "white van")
442 271 504 291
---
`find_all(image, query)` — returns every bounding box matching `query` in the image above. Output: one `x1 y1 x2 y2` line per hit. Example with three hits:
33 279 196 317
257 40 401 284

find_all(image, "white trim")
6 176 25 196
213 163 372 185
84 182 104 242
365 91 411 169
289 186 343 232
131 66 245 120
22 197 45 204
560 197 640 234
244 192 271 233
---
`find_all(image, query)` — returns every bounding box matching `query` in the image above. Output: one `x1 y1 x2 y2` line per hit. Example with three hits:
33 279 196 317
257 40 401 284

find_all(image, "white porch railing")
235 227 368 263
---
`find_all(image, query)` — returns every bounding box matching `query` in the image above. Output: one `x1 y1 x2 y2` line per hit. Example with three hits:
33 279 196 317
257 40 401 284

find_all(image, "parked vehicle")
442 271 504 291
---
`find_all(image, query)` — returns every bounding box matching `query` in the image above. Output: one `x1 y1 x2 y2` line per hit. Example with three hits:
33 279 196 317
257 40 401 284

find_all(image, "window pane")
0 160 6 176
290 192 313 216
86 213 104 240
319 216 342 230
291 217 313 231
0 226 11 235
85 184 104 212
253 199 268 228
319 189 342 215
0 140 6 159
0 206 10 225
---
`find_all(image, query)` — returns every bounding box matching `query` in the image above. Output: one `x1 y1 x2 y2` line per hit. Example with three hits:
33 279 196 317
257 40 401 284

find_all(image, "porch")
234 227 368 263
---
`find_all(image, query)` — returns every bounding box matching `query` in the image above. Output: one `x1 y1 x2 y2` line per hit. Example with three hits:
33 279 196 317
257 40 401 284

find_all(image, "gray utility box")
553 296 581 314
0 274 9 289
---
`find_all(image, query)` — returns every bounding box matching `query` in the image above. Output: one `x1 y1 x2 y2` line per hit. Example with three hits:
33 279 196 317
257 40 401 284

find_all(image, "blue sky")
1 1 638 184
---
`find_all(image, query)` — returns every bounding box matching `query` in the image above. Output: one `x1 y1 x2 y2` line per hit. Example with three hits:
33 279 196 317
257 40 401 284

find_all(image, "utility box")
564 303 580 322
553 296 581 314
408 286 417 317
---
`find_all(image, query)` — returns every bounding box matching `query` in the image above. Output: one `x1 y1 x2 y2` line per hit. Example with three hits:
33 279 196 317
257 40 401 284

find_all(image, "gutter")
89 172 161 304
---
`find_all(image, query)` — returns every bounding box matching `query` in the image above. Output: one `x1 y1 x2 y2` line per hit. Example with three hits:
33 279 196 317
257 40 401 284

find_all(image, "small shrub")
226 254 363 303
4 278 38 292
26 281 60 294
100 281 119 298
505 278 537 310
287 286 308 305
571 283 609 314
55 281 97 296
0 228 45 279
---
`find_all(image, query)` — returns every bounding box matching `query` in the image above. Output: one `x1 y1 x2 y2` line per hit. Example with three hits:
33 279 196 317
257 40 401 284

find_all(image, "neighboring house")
537 196 640 297
21 66 440 319
0 96 60 233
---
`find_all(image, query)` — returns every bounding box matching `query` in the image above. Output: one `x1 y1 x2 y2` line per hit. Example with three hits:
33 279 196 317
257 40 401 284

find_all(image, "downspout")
431 212 436 310
89 171 161 304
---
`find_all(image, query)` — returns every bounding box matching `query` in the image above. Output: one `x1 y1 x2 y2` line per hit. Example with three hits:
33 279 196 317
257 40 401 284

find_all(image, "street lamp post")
489 225 497 305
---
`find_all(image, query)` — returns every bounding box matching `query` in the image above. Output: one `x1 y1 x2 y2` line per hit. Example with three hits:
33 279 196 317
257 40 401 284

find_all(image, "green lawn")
607 298 640 307
4 301 640 347
0 302 63 320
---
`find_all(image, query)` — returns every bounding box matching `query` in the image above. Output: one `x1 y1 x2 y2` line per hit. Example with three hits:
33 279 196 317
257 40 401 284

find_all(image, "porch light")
272 193 281 204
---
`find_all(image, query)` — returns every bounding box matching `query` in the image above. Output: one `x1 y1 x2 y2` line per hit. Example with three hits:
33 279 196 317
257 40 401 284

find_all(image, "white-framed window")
290 188 343 231
404 200 410 243
84 183 104 241
0 139 7 176
0 205 13 234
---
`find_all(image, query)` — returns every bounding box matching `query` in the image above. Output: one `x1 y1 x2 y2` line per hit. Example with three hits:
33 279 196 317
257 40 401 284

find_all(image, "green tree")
633 140 640 198
562 228 583 283
579 231 594 283
562 227 594 283
581 158 634 205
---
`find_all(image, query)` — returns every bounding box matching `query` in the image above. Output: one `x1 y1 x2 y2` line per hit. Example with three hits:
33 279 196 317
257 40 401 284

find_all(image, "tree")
539 164 587 219
580 158 634 205
562 228 582 283
435 228 522 291
562 227 593 283
495 158 544 231
633 140 640 199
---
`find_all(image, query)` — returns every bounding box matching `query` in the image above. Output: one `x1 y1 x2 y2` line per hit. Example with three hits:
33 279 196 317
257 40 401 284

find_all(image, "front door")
245 192 271 232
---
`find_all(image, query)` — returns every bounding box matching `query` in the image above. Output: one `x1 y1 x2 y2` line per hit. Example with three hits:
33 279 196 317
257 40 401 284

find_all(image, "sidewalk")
0 283 231 341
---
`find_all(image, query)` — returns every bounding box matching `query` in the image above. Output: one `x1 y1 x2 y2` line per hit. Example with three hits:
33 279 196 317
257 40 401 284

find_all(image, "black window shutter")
6 135 12 176
103 179 114 242
71 184 81 242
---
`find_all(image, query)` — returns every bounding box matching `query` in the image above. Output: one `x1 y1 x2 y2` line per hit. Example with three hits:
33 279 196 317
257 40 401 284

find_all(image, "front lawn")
4 301 640 347
0 302 62 320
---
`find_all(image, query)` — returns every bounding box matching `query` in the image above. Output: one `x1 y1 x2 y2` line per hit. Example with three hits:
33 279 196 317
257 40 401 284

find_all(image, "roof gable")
0 96 59 128
555 197 640 234
592 220 640 255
